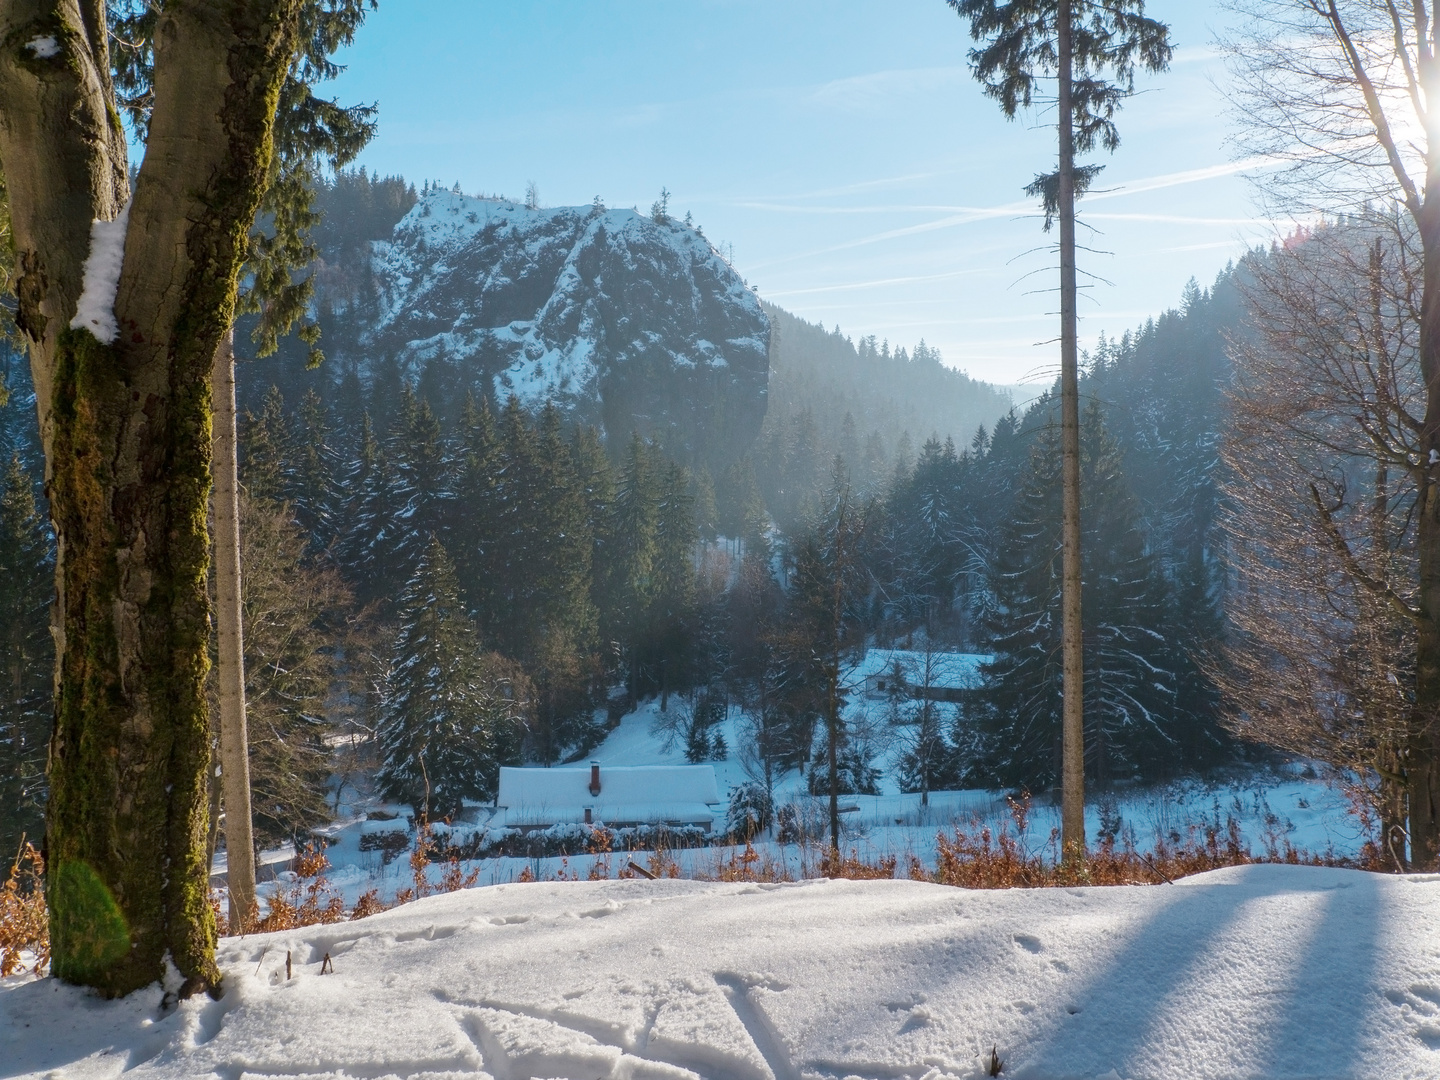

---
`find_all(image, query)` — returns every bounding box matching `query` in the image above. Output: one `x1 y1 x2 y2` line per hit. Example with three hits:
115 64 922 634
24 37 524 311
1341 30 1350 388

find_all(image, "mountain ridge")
345 188 770 469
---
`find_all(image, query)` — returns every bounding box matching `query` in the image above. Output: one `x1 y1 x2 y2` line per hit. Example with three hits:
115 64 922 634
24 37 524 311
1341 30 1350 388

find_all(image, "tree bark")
212 330 256 932
827 505 846 857
1056 0 1086 864
0 0 302 996
1410 5 1440 867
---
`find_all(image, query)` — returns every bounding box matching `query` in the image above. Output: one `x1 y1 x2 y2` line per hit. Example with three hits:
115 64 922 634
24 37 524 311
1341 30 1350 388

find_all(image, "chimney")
589 761 601 797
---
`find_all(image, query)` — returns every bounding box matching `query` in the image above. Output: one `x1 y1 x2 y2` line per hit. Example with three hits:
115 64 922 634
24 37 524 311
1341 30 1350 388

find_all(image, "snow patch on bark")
25 36 59 58
70 201 131 344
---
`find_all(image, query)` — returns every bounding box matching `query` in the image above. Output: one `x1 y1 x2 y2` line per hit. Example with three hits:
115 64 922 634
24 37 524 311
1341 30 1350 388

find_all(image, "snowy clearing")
280 696 1364 911
4 865 1436 1080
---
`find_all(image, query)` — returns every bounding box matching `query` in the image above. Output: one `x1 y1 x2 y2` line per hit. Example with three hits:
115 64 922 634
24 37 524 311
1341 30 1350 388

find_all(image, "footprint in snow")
489 914 533 926
1012 933 1043 954
577 900 624 919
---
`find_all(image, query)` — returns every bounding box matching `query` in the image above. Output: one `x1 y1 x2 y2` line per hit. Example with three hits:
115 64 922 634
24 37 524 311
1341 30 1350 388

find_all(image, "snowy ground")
5 865 1438 1080
283 699 1368 908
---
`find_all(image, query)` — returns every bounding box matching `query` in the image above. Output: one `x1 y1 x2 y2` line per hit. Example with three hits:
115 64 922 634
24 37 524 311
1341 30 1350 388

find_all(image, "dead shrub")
0 840 48 977
254 844 347 932
821 848 899 881
394 821 481 903
350 888 388 921
711 842 793 882
919 792 1335 889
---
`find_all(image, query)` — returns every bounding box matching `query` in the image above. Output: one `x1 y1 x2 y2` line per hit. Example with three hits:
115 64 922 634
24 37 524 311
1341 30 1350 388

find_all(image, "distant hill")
764 304 1014 456
319 188 768 471
240 173 1012 492
748 304 1016 530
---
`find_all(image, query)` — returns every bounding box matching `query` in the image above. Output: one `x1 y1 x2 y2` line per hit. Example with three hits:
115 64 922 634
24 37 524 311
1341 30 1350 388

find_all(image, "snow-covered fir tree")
966 406 1183 789
335 413 403 607
377 539 528 819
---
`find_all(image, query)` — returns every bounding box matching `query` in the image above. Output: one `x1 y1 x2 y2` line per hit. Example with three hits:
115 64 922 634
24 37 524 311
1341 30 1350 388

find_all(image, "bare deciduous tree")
1224 0 1440 865
1221 213 1419 866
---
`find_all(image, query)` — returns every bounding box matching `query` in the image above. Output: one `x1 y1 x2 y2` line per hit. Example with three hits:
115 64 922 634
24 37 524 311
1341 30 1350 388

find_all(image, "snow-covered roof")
495 764 721 828
849 649 990 691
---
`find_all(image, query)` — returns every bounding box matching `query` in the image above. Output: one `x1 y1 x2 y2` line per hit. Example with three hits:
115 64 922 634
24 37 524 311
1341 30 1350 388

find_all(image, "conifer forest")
0 167 1253 855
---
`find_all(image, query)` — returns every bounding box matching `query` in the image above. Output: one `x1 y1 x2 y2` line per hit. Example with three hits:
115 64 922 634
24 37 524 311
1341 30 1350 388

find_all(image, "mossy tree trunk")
0 0 301 997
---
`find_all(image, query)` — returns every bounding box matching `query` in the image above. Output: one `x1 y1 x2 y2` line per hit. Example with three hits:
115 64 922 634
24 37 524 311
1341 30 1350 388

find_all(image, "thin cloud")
1084 212 1270 226
806 66 969 113
1085 156 1275 201
744 156 1280 271
764 267 988 297
777 173 939 201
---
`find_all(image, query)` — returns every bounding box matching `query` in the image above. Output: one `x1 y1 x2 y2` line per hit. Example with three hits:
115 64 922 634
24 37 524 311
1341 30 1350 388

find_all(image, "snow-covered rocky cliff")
360 190 770 466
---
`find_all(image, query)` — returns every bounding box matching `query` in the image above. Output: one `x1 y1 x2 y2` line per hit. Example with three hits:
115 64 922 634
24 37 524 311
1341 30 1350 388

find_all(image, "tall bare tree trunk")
212 330 255 931
0 0 302 996
826 502 847 857
1056 0 1086 863
1413 5 1440 864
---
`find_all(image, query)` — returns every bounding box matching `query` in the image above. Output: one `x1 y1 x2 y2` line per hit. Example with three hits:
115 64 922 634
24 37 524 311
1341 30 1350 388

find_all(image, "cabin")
494 762 723 831
854 649 989 704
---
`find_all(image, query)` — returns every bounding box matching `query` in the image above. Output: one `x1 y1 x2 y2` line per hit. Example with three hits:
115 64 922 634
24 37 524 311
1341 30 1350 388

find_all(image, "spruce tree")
606 433 661 702
289 388 342 554
949 0 1172 860
0 454 52 855
236 491 347 845
717 456 768 550
571 423 616 633
489 396 544 658
1079 405 1178 784
526 403 600 760
241 385 294 504
336 413 403 607
452 395 502 621
388 387 453 582
968 407 1180 788
787 459 874 849
692 465 719 543
652 460 699 708
378 539 527 819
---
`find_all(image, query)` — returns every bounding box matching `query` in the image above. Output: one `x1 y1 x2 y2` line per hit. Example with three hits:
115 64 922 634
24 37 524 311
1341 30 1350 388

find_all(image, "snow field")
5 866 1438 1079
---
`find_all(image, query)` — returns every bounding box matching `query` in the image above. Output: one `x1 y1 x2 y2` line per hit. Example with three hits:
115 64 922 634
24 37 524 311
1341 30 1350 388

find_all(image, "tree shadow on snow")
1011 866 1382 1079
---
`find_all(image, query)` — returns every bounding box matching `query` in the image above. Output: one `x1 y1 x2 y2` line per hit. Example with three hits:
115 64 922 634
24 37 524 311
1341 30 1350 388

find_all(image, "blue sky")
331 0 1271 387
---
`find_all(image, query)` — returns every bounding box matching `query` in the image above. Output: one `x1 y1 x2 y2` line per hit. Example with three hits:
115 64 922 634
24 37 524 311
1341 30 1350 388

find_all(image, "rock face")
362 189 770 467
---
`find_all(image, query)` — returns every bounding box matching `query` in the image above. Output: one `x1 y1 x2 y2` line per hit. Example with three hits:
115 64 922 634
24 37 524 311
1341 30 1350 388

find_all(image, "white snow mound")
3 865 1437 1080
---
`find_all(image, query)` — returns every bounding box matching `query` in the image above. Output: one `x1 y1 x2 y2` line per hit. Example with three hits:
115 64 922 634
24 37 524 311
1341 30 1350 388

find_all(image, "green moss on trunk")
37 1 305 997
46 326 218 996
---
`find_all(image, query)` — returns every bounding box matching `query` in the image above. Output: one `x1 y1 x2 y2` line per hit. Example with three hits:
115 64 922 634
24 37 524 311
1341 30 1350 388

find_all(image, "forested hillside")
0 167 1254 855
751 306 1014 532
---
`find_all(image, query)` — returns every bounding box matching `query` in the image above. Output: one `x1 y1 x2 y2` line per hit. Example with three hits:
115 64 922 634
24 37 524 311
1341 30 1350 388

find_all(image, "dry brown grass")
0 840 48 977
913 793 1346 889
708 842 794 882
820 848 899 880
210 823 482 937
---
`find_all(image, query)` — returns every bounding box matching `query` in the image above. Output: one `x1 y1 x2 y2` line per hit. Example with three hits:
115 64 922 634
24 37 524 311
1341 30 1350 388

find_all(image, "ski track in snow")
5 867 1440 1080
